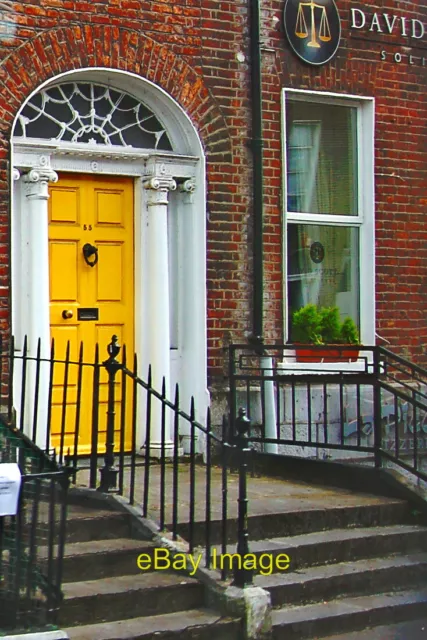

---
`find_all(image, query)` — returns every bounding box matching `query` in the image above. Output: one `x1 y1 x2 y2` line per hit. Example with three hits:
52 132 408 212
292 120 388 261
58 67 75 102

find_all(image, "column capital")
143 175 177 192
143 159 177 201
179 178 196 204
179 178 196 194
143 174 177 207
23 168 58 200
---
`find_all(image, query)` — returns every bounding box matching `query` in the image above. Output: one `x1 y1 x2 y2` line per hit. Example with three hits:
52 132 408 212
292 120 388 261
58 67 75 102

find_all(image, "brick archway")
0 24 231 158
0 24 232 336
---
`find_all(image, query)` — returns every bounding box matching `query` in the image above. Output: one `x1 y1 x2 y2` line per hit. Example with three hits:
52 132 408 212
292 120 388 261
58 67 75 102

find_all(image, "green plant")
319 306 342 343
291 304 360 345
340 317 359 345
290 304 323 344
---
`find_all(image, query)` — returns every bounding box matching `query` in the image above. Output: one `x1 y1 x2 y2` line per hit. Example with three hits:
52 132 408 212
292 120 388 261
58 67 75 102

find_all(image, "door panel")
50 242 79 300
48 173 134 455
96 243 124 301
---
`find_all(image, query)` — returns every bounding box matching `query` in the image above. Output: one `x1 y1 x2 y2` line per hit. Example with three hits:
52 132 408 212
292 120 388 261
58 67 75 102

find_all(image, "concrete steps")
246 523 427 568
172 496 410 545
61 505 240 640
60 480 427 640
255 553 427 606
61 573 204 626
271 588 427 639
319 618 427 639
240 498 427 639
61 537 152 582
65 609 240 640
173 498 411 546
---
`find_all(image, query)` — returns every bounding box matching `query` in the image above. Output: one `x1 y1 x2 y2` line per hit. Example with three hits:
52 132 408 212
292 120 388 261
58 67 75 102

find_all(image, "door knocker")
82 243 98 267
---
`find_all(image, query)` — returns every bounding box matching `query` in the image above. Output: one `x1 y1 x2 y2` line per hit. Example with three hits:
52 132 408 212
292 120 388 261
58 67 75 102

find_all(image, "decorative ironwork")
228 342 427 482
14 82 172 151
4 333 427 597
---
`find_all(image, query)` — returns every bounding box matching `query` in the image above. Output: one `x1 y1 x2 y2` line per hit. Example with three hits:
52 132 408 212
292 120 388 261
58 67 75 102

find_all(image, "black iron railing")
376 347 427 479
0 335 237 582
228 343 427 483
0 420 70 633
3 335 427 601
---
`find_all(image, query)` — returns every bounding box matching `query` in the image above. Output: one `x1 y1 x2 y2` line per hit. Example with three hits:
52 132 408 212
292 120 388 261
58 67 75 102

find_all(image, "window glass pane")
287 223 359 334
286 100 358 216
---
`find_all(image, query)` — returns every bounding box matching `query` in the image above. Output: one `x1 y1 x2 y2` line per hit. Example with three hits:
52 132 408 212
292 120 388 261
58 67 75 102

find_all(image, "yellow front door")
48 173 134 454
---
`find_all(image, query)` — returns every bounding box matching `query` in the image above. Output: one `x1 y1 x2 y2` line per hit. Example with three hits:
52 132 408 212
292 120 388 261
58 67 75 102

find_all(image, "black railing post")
228 345 237 445
99 335 122 492
233 407 253 588
373 347 383 469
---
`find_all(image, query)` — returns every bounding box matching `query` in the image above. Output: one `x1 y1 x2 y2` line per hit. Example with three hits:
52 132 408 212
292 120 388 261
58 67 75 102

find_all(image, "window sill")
277 350 374 375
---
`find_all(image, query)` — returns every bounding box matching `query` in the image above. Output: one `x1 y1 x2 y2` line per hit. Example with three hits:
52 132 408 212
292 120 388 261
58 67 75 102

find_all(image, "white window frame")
281 89 375 353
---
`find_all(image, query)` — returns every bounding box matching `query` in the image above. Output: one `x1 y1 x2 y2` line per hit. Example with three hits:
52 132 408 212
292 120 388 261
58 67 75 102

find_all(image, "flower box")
295 346 360 363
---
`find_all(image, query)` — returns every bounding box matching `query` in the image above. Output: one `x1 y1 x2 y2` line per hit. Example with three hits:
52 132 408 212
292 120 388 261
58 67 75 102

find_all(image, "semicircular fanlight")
13 82 172 151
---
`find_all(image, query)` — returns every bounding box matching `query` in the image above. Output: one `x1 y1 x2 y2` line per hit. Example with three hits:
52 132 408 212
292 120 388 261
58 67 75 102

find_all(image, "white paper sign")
0 463 22 516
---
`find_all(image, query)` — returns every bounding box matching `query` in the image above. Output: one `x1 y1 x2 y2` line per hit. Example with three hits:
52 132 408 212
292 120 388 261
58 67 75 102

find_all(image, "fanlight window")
13 82 172 151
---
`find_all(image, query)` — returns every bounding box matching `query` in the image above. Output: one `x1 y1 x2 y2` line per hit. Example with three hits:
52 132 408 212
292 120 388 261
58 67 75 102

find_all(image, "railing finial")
107 334 120 361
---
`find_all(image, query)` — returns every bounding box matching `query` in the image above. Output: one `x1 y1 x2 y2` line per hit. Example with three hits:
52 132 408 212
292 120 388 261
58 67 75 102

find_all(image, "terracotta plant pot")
295 346 360 363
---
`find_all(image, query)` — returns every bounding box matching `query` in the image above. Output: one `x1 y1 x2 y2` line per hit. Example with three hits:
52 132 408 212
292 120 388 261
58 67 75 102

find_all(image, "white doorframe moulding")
11 69 209 452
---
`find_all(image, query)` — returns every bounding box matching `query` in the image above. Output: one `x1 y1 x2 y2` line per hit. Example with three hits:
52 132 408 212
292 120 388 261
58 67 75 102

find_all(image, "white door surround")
11 68 208 452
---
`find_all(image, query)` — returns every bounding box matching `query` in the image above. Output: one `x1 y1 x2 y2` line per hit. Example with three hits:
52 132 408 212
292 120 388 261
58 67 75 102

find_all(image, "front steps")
195 484 427 639
61 505 240 640
271 588 427 639
248 496 427 638
59 477 427 640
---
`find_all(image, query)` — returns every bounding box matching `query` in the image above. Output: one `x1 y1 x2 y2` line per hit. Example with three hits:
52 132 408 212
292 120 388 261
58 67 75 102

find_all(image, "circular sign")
310 241 325 264
283 0 341 66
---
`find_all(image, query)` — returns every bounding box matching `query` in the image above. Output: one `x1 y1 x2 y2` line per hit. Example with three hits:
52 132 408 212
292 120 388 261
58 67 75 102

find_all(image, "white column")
143 170 177 456
22 167 58 448
177 178 197 454
23 168 58 353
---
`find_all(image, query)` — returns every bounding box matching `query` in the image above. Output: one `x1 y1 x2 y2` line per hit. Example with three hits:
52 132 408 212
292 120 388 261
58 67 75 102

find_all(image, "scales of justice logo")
284 0 341 65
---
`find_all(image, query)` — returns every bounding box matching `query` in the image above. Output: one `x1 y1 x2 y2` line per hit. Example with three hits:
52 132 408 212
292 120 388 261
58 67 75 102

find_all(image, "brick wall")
260 0 427 365
0 0 426 380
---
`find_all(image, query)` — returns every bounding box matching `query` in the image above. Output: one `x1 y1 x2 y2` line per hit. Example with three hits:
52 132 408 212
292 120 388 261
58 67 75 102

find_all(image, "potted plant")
290 304 360 362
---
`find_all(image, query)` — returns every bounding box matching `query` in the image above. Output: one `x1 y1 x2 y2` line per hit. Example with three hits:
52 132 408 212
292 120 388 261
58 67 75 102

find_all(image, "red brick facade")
0 0 426 383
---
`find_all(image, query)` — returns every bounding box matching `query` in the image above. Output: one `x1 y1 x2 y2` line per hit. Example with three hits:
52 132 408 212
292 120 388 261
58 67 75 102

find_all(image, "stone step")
319 618 427 639
65 509 132 543
60 572 204 626
173 498 412 546
271 588 427 639
212 524 427 575
61 538 156 582
64 608 241 640
29 499 132 543
255 552 427 607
